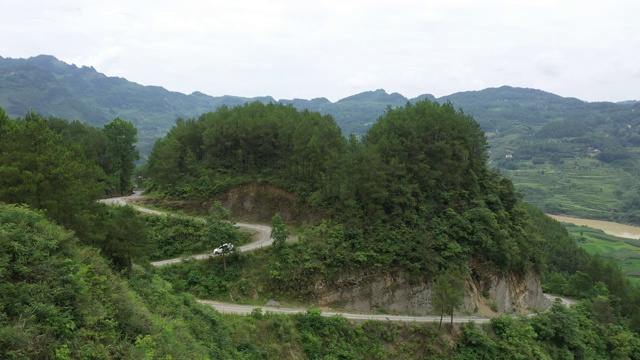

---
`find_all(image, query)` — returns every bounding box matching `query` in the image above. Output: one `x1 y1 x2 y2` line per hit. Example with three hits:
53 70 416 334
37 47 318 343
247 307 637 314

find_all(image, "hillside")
2 98 640 358
2 201 474 359
5 201 638 359
0 55 433 156
0 55 275 156
0 202 244 358
2 55 640 223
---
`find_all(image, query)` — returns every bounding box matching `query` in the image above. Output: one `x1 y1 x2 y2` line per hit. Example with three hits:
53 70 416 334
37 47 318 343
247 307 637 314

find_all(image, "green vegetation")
157 237 345 303
270 214 289 246
0 203 236 358
2 99 640 358
144 101 640 326
562 225 640 284
502 158 631 219
454 87 640 225
456 301 640 360
143 215 210 261
2 202 639 358
0 55 278 157
524 204 640 331
143 209 253 262
0 108 152 273
4 56 640 223
432 266 467 330
145 100 537 279
103 118 140 195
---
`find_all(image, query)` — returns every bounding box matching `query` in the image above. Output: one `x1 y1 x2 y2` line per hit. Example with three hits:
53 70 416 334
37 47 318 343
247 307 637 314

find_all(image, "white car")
213 243 234 255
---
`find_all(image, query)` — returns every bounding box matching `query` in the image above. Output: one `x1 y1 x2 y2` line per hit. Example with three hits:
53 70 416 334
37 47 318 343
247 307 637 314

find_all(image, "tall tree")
0 111 104 237
103 117 139 195
270 214 289 246
431 266 468 331
98 204 149 273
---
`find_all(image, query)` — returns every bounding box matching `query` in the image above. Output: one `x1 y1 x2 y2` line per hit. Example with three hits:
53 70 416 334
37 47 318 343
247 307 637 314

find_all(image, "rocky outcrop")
314 268 550 316
138 183 322 225
218 183 300 222
465 269 550 313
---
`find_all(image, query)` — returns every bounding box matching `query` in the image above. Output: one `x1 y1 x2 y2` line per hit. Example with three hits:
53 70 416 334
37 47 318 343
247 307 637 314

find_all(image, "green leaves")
103 117 139 195
431 265 468 330
0 112 104 237
270 214 289 246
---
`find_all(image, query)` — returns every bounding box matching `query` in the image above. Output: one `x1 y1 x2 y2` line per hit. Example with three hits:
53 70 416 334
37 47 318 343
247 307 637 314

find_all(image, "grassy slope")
563 224 640 284
0 202 461 359
505 157 634 219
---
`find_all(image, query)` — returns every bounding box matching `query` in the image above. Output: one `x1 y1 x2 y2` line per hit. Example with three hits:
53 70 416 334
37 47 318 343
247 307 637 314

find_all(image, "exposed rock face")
314 268 550 316
140 183 322 225
465 269 550 313
218 183 299 222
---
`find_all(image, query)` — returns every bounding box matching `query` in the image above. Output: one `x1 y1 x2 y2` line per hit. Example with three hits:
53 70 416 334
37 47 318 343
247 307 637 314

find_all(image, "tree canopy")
0 108 144 269
144 100 536 277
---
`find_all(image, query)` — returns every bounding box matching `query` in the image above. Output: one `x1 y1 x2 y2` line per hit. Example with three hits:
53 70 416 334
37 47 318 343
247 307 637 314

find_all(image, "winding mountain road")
198 300 492 323
99 192 273 266
101 192 575 323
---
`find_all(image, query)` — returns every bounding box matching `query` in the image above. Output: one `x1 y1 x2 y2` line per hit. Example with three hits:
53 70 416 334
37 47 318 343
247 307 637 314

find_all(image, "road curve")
196 300 491 323
101 192 576 322
98 192 273 267
544 293 577 307
150 222 273 266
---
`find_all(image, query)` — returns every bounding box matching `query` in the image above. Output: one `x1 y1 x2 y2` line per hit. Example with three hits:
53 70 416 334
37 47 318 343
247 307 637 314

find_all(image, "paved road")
98 191 165 216
99 192 274 267
101 192 577 323
544 293 577 307
197 300 491 323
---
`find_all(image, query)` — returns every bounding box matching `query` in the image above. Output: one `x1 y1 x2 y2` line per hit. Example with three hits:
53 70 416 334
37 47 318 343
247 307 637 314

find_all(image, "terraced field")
563 224 640 284
506 157 635 221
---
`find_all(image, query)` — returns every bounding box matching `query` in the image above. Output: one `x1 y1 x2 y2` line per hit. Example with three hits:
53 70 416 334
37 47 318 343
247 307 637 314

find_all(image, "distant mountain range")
3 54 640 223
0 55 439 154
0 55 637 157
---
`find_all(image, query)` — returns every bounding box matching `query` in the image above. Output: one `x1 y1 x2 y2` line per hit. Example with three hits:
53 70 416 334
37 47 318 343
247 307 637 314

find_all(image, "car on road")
213 243 234 255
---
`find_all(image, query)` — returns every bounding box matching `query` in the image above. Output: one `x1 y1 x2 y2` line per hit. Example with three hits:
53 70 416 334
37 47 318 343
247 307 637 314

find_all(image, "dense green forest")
3 55 640 223
2 102 640 358
3 202 640 358
146 100 536 277
0 55 278 156
145 101 640 329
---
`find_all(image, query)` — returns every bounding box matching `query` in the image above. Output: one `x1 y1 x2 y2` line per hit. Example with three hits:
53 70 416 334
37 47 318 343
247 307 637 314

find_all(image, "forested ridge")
145 101 640 331
2 101 640 358
146 100 536 276
4 55 640 224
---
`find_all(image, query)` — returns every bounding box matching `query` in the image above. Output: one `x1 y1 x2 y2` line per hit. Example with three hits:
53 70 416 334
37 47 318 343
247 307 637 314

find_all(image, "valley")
1 56 640 358
2 56 640 227
548 215 640 239
548 215 640 284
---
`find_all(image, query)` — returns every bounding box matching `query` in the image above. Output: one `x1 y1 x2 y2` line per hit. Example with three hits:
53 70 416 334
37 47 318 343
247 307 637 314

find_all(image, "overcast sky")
2 0 638 102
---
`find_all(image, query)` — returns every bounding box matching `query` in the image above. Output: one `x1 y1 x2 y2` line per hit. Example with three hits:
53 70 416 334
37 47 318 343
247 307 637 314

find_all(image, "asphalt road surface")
101 192 576 323
196 300 491 323
99 192 273 267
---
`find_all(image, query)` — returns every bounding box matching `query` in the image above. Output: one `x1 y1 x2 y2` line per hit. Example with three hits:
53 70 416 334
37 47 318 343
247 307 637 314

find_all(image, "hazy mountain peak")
337 89 408 104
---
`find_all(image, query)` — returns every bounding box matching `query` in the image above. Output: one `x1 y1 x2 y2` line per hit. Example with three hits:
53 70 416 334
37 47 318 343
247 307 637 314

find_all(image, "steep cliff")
142 184 550 316
314 268 550 316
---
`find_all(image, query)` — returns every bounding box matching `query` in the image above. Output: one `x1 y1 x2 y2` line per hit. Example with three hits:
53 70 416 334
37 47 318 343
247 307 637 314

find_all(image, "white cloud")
1 0 639 101
534 52 568 78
